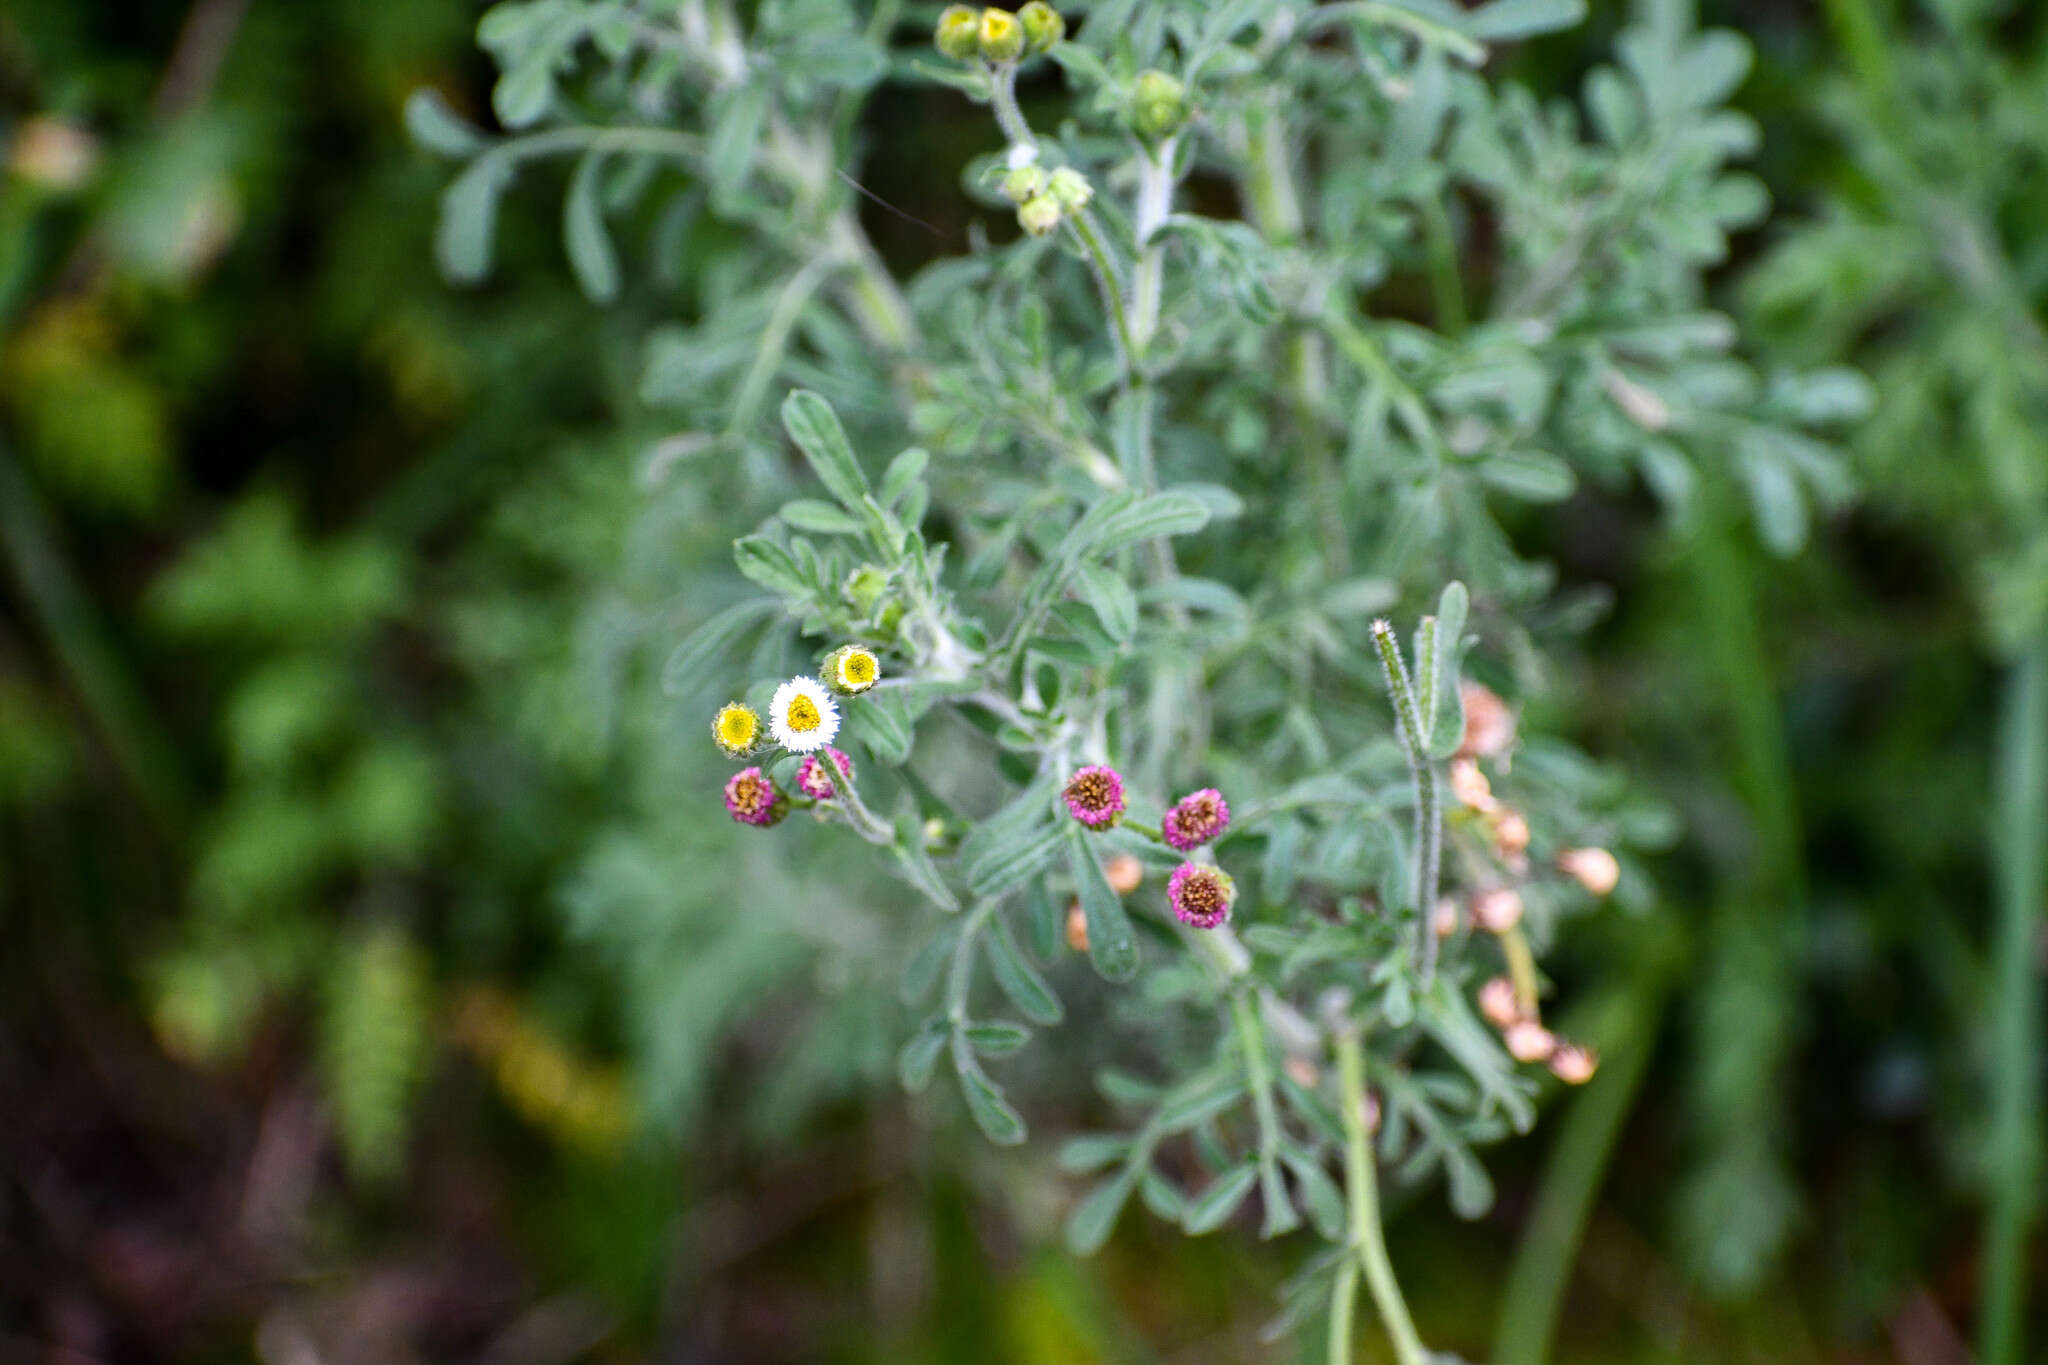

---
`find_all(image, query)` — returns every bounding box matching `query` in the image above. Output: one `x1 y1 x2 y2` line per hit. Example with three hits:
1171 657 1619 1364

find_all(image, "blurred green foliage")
2 1 2045 1363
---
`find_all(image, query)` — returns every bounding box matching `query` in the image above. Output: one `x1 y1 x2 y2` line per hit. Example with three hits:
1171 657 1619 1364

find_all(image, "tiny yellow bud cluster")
1131 69 1188 141
934 5 1064 65
1002 164 1093 238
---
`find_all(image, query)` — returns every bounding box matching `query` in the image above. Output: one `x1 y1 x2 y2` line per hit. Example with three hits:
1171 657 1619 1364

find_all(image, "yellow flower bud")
1046 166 1093 211
978 8 1025 62
934 5 981 59
1002 165 1048 204
1018 1 1064 53
1131 69 1188 140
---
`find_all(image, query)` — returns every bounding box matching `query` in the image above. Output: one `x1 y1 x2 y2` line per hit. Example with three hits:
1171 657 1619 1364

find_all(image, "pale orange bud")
1492 809 1530 856
1549 1042 1599 1085
1065 900 1089 952
1448 757 1496 812
1433 896 1460 938
1105 854 1144 894
1471 886 1523 934
1283 1055 1320 1089
1558 847 1620 897
9 117 99 189
1459 681 1516 759
1360 1089 1381 1135
1478 976 1522 1030
1504 1020 1557 1063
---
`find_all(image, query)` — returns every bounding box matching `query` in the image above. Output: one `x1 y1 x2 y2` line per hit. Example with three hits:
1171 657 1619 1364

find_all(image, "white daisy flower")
770 675 841 753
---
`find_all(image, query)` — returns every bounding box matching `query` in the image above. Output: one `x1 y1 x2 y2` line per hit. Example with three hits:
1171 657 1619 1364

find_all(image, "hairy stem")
1337 1028 1429 1365
1981 634 2048 1365
1373 619 1442 983
1130 136 1178 355
988 62 1037 154
1066 211 1138 379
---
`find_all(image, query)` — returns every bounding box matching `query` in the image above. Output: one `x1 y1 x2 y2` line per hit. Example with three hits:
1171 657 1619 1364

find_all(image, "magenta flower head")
1168 862 1236 929
796 748 854 801
1163 787 1230 851
1063 764 1126 831
724 766 788 828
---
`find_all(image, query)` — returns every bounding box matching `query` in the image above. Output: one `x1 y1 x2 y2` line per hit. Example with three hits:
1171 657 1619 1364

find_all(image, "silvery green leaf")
1479 450 1576 502
780 390 872 511
954 1048 1027 1145
1073 562 1138 641
1464 0 1586 41
897 1021 946 1092
1024 877 1060 960
1281 1149 1347 1239
435 151 514 283
404 89 488 158
850 693 913 764
732 536 808 596
1182 1162 1258 1234
1064 1171 1136 1255
1066 825 1138 981
563 151 620 304
964 1021 1031 1056
986 913 1063 1024
879 447 928 507
659 599 777 698
1094 491 1211 552
778 499 864 535
968 819 1064 901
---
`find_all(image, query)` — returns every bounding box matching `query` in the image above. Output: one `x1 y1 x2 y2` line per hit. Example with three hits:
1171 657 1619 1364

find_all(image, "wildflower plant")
421 0 1861 1356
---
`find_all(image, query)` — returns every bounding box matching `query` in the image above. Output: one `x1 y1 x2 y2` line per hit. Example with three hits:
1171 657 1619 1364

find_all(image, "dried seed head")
933 4 980 59
796 748 853 801
1459 681 1516 759
1167 862 1235 929
1471 886 1524 934
723 767 788 828
1549 1042 1599 1085
1064 900 1089 952
1105 854 1144 894
1063 764 1126 830
1558 847 1620 897
1449 756 1496 812
1163 787 1230 850
1478 976 1522 1030
1504 1020 1558 1064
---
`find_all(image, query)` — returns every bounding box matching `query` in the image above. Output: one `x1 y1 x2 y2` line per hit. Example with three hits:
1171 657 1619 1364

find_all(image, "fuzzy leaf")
563 151 620 303
1066 825 1138 981
1183 1162 1258 1234
1065 1171 1136 1255
985 913 1063 1024
780 390 872 511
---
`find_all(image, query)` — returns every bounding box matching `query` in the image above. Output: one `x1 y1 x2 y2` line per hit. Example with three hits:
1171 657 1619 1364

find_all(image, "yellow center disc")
787 695 822 731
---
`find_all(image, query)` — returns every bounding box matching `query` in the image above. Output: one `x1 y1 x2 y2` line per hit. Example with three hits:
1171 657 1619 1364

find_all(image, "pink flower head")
1168 862 1236 930
796 748 854 801
1163 787 1230 851
1063 764 1126 831
724 767 787 827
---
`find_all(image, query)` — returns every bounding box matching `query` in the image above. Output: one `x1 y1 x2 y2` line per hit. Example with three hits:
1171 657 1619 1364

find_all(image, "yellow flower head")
825 644 881 696
712 702 761 758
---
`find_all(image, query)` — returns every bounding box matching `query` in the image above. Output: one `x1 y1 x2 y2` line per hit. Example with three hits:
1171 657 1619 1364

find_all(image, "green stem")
1329 1259 1360 1365
1336 1028 1429 1365
1818 0 1896 110
1066 211 1139 380
987 62 1037 153
1232 991 1298 1237
1420 195 1467 338
1981 634 2048 1365
1372 619 1442 983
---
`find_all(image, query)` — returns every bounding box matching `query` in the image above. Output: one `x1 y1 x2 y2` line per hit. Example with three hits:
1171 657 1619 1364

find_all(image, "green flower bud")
1017 193 1062 236
844 564 889 615
1046 167 1092 211
934 5 980 60
1018 1 1064 54
1002 165 1048 204
1131 69 1189 141
978 8 1025 63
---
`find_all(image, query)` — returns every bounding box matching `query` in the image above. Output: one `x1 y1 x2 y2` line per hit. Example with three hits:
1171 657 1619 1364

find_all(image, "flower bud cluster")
934 4 1064 64
1002 164 1092 238
1477 974 1599 1085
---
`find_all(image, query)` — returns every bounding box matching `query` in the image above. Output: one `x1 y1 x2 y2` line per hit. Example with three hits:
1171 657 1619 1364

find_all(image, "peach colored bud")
1105 854 1144 894
1558 847 1620 897
9 117 99 189
1549 1043 1599 1085
1432 897 1459 938
1504 1020 1557 1063
1471 886 1523 934
1459 681 1516 759
1478 976 1521 1030
1449 757 1496 812
1065 900 1089 952
1283 1055 1319 1089
1492 809 1530 856
1359 1090 1381 1135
